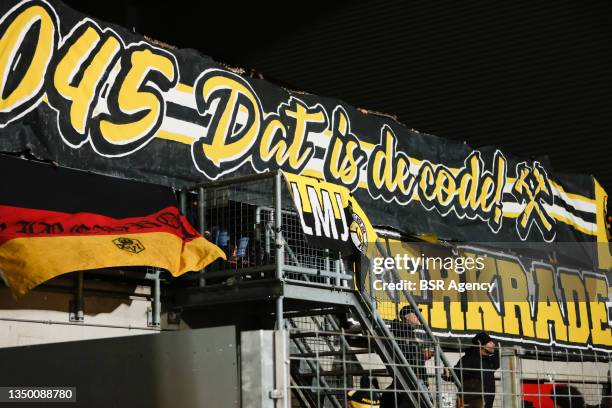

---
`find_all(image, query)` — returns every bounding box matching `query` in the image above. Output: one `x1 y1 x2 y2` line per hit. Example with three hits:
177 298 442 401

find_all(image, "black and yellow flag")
0 155 225 295
284 172 381 259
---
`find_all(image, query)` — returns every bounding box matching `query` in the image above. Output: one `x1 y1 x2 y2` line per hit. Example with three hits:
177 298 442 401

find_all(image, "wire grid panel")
518 348 612 408
288 323 386 408
287 325 444 408
198 178 276 273
279 209 342 285
196 176 344 286
285 323 612 408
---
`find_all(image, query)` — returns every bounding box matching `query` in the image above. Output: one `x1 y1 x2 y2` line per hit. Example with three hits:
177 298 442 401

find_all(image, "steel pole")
274 172 284 329
501 346 520 408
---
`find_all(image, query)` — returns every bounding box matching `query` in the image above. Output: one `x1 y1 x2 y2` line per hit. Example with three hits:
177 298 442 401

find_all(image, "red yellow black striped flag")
0 155 225 295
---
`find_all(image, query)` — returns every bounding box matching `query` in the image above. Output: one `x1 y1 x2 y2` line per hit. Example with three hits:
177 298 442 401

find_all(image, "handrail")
350 290 433 408
188 168 461 397
373 239 463 390
282 233 426 406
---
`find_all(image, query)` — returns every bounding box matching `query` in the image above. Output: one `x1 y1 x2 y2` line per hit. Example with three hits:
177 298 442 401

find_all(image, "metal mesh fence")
188 173 349 288
184 174 611 407
286 324 612 408
195 179 275 273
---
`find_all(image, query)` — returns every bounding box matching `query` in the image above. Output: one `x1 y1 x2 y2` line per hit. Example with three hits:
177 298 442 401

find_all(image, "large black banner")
0 0 608 247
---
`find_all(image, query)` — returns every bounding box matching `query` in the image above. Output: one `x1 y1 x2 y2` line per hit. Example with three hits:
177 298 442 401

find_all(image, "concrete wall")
0 275 158 348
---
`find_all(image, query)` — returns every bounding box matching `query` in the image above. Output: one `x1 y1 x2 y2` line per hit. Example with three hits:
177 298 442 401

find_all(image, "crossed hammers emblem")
512 162 556 241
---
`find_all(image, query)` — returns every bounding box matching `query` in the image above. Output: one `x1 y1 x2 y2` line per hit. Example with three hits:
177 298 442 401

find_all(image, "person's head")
552 385 585 408
422 346 434 361
359 375 379 390
399 305 420 325
471 332 495 355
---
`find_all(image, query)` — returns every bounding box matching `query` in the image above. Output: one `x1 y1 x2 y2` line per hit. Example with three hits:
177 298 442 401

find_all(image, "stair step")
284 308 345 318
290 331 343 339
292 348 371 358
296 368 389 377
295 389 344 396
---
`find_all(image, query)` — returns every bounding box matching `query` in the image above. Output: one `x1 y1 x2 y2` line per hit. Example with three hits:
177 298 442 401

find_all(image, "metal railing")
284 328 612 408
184 172 456 406
186 171 351 292
182 173 612 407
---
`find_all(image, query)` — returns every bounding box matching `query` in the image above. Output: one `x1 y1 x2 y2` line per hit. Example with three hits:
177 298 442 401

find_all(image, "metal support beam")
179 189 188 215
69 272 84 322
324 249 330 285
367 258 377 311
501 346 520 408
274 172 284 330
148 268 161 327
435 346 444 408
283 284 354 305
273 330 289 408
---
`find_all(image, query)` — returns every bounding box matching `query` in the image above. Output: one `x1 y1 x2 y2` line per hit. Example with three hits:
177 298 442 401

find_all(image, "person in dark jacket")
381 305 432 408
449 332 499 408
388 305 427 381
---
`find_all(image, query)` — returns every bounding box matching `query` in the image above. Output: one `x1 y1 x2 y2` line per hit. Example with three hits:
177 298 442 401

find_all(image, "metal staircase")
283 238 461 407
286 290 443 407
169 173 461 407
